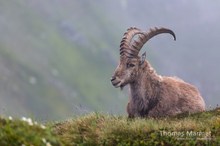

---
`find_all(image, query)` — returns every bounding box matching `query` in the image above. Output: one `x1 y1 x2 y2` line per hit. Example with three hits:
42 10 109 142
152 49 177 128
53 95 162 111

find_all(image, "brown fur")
111 56 205 118
111 27 205 118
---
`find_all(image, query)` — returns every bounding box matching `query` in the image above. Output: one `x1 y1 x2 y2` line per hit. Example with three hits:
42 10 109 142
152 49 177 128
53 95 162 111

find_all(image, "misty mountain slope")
1 0 220 120
0 0 126 120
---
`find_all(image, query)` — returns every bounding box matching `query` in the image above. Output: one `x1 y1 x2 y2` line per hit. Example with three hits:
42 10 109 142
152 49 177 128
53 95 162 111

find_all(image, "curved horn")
120 27 145 58
131 27 176 54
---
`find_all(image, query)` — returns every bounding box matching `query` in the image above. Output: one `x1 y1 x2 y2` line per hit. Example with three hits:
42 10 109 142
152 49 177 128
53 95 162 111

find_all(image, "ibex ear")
140 52 146 65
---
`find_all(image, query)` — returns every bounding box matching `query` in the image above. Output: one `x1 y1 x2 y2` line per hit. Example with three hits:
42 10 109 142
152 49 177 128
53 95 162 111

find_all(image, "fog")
0 0 219 120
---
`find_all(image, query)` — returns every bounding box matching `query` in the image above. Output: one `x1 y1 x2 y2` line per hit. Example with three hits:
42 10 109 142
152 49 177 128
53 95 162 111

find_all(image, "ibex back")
111 27 205 118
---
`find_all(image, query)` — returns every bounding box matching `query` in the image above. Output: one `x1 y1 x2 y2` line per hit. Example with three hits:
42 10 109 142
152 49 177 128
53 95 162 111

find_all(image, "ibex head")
111 27 176 89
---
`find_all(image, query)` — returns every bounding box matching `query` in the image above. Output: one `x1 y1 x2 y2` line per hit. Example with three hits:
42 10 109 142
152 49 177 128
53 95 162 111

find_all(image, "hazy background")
0 0 219 121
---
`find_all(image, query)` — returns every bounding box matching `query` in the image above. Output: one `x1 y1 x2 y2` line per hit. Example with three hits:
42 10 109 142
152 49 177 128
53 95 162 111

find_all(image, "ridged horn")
119 27 145 58
132 27 176 54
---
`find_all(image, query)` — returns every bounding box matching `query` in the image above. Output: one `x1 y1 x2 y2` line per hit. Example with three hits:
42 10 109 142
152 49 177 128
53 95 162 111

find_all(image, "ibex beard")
111 27 205 118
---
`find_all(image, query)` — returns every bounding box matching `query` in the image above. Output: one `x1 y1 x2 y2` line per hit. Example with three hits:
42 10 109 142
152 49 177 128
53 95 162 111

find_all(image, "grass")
0 117 62 146
1 108 220 145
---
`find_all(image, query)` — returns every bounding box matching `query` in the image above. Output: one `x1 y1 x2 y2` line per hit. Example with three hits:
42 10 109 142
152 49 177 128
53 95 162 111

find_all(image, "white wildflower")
26 118 33 126
40 124 46 129
8 116 13 120
21 117 33 126
21 117 27 122
46 142 52 146
42 138 52 146
42 138 47 143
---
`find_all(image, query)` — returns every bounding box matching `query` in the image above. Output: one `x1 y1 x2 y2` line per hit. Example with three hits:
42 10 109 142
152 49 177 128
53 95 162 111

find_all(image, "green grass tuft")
1 108 220 145
53 108 220 146
0 117 63 146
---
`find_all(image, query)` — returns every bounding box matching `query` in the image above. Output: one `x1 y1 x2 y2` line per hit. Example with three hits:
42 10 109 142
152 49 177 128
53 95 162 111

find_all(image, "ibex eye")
127 63 135 68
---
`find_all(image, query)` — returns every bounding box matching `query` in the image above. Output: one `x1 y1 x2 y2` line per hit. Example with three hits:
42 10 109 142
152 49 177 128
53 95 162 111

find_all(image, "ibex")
111 27 205 118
